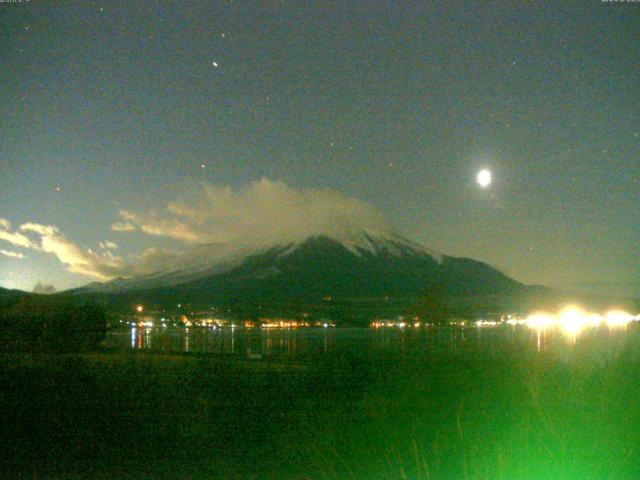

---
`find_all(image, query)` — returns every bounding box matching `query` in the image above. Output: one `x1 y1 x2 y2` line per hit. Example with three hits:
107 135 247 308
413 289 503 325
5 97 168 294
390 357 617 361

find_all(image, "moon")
477 169 492 188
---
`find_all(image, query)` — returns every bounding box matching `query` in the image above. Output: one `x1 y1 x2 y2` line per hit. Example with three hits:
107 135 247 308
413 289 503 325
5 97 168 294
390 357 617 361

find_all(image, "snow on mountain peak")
84 224 442 292
82 176 447 292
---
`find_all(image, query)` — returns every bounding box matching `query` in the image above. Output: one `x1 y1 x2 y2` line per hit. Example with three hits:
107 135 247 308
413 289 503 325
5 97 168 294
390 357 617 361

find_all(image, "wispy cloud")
20 223 130 280
0 215 180 282
4 179 391 283
131 247 181 273
9 221 178 281
113 178 391 245
0 218 37 249
111 222 136 232
0 249 25 259
112 209 205 242
166 202 198 218
99 240 118 250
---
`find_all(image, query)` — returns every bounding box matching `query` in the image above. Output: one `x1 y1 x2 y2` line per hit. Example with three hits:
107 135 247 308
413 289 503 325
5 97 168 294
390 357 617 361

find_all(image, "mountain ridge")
76 230 525 310
81 230 447 293
30 225 640 320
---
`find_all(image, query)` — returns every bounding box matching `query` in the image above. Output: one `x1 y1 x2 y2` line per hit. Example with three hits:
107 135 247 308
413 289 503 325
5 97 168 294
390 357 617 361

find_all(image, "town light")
525 306 639 338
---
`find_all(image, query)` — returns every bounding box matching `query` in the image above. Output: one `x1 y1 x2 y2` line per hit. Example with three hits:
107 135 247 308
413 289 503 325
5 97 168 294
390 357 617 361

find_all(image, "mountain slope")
79 231 524 307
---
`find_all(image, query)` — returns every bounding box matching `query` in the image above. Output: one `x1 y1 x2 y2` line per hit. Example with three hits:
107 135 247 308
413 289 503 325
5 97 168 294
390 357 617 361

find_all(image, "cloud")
111 222 136 232
112 209 205 242
3 179 392 283
0 214 180 282
0 218 37 249
99 240 118 250
20 222 58 236
10 221 178 281
0 249 25 259
131 247 181 273
114 178 392 245
17 222 131 280
166 202 198 218
138 217 203 242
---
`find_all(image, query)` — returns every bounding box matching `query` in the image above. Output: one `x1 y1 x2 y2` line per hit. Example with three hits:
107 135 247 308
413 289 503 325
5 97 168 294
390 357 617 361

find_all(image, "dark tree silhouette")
0 297 107 352
408 282 449 324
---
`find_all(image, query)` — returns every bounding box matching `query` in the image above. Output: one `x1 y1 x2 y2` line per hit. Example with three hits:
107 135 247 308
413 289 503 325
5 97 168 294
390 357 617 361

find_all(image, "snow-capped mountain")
80 226 523 304
85 227 442 292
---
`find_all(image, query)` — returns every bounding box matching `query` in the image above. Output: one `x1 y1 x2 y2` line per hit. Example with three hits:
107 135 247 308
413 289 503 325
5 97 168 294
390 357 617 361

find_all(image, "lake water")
105 323 640 362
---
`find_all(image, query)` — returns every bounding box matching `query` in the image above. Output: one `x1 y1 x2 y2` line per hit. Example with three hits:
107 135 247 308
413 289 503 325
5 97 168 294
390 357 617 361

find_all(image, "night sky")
1 1 639 296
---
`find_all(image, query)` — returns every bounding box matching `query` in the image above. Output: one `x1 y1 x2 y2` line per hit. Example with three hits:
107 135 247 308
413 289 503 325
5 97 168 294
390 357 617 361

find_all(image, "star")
212 61 219 67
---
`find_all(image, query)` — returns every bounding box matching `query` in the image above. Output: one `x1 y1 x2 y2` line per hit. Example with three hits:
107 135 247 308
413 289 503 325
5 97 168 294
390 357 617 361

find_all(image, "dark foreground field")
2 341 640 479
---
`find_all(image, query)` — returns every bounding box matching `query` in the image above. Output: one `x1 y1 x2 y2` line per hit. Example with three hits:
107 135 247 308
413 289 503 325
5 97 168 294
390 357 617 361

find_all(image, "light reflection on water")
106 323 640 360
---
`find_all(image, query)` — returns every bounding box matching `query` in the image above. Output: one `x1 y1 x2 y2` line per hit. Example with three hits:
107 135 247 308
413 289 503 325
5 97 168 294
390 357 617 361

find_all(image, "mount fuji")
77 225 524 314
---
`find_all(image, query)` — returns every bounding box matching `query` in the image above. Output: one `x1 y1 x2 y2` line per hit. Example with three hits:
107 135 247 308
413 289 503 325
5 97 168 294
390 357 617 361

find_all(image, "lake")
105 322 640 362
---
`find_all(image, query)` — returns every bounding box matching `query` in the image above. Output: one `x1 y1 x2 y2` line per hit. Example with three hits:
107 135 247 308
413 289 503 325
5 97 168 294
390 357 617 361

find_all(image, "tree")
0 297 107 352
408 282 449 324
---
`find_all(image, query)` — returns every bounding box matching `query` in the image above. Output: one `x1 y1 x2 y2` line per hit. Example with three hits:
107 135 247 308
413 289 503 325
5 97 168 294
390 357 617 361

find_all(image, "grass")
1 330 640 479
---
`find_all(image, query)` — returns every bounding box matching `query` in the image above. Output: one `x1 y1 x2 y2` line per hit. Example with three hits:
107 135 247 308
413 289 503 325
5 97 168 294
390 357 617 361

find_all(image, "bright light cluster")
525 306 640 336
